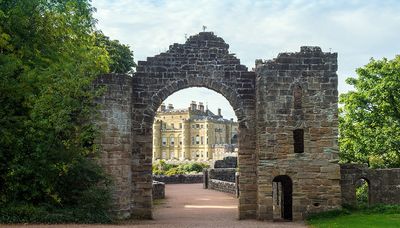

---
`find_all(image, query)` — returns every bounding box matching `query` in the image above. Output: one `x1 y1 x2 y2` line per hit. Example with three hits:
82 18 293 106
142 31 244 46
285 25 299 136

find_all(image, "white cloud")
92 0 400 118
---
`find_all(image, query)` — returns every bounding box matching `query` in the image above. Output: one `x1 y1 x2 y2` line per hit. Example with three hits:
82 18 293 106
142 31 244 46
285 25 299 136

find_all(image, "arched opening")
272 175 293 221
355 178 370 207
151 87 240 218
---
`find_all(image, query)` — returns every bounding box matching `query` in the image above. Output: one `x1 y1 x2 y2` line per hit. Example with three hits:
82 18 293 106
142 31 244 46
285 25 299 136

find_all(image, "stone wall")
208 168 236 182
93 74 132 219
153 174 203 184
152 181 165 200
94 32 343 221
255 47 341 220
209 179 237 195
213 156 237 168
340 164 400 206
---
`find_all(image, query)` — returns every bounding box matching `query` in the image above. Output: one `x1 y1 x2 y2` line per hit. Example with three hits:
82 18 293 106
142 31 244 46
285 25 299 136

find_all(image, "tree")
95 31 136 74
339 56 400 168
0 0 114 221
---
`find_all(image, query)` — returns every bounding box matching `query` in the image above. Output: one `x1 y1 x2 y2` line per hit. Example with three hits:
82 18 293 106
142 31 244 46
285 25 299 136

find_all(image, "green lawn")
308 211 400 228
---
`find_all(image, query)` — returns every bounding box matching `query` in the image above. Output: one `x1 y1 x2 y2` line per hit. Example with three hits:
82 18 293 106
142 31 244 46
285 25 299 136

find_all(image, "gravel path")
1 183 307 228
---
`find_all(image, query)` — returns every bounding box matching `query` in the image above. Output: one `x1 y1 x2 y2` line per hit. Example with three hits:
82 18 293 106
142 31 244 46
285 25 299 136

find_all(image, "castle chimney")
160 103 166 111
168 103 174 110
198 102 204 112
218 108 221 116
190 101 197 111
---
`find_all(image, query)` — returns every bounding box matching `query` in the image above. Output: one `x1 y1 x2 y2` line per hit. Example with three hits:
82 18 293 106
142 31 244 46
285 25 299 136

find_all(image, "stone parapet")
209 179 236 195
153 174 203 184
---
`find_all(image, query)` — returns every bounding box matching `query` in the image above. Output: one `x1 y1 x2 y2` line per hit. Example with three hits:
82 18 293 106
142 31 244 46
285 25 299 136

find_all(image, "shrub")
152 160 210 176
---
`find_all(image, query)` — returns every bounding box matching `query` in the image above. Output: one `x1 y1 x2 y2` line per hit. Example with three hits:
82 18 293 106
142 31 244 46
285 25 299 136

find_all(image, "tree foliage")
0 0 125 221
339 56 400 168
95 31 136 74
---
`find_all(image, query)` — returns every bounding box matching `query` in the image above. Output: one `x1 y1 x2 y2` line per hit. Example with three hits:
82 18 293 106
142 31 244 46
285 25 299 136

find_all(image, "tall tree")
339 56 400 168
0 0 110 208
95 31 136 74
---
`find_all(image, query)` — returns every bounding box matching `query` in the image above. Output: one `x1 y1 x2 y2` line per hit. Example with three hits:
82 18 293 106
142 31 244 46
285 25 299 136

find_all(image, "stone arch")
130 32 257 219
355 177 370 206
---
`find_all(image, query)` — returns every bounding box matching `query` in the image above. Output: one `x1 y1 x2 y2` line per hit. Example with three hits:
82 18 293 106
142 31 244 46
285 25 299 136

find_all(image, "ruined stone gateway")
94 32 341 221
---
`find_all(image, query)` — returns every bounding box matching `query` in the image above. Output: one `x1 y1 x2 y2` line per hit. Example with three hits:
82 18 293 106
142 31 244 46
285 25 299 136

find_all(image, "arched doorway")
131 32 257 219
355 178 370 207
272 175 293 221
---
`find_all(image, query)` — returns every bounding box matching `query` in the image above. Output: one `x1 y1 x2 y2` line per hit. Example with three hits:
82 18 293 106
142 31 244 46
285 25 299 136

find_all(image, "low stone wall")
208 168 236 182
209 179 237 195
153 174 203 184
213 156 237 168
340 164 400 206
152 181 165 199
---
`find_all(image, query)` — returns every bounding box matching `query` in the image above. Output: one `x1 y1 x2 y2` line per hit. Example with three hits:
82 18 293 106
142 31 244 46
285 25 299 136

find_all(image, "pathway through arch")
126 183 306 227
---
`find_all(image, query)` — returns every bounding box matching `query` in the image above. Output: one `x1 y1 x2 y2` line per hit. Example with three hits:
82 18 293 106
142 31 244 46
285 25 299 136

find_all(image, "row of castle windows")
161 151 209 159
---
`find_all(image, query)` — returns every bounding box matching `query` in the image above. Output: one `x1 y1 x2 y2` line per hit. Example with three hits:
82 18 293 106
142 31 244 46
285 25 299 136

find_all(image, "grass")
307 205 400 228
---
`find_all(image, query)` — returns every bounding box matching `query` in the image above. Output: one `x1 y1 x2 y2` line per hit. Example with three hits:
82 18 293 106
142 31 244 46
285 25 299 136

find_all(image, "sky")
92 0 400 120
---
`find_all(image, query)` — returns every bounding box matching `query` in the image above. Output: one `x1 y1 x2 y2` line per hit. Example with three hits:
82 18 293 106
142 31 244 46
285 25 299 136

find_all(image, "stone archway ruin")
94 32 342 221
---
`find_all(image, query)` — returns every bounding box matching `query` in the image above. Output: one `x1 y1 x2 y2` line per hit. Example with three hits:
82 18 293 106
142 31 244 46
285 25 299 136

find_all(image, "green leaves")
339 56 400 168
0 0 117 217
95 31 136 74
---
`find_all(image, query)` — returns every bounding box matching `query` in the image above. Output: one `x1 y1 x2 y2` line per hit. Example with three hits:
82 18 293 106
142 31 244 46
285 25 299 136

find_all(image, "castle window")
179 123 182 129
196 124 200 128
293 129 304 153
196 135 200 144
162 137 167 146
192 137 195 145
170 135 174 146
171 123 174 129
294 84 302 109
201 136 204 144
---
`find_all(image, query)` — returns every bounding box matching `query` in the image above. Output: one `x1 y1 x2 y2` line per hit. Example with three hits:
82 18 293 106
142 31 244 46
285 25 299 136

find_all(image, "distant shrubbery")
152 160 210 176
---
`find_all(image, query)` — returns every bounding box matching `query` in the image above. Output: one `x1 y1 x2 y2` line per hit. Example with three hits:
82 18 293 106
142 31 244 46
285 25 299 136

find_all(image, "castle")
152 101 238 161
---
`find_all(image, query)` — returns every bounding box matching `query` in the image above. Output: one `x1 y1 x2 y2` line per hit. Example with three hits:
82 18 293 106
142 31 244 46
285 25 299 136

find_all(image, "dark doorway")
272 175 293 221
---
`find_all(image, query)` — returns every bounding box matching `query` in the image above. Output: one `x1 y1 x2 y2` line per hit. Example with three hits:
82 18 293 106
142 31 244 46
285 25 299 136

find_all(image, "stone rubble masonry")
152 181 165 200
208 168 236 182
340 164 400 206
93 32 343 221
209 179 237 195
153 174 203 184
132 32 257 219
93 74 133 219
255 46 341 220
213 156 238 168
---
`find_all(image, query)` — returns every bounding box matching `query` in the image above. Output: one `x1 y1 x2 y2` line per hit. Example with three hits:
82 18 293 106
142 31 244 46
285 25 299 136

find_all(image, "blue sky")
92 0 400 120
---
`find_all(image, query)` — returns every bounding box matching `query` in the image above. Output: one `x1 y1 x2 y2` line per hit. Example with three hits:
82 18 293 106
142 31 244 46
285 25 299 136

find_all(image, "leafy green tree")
95 31 136 74
0 0 116 221
339 56 400 168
